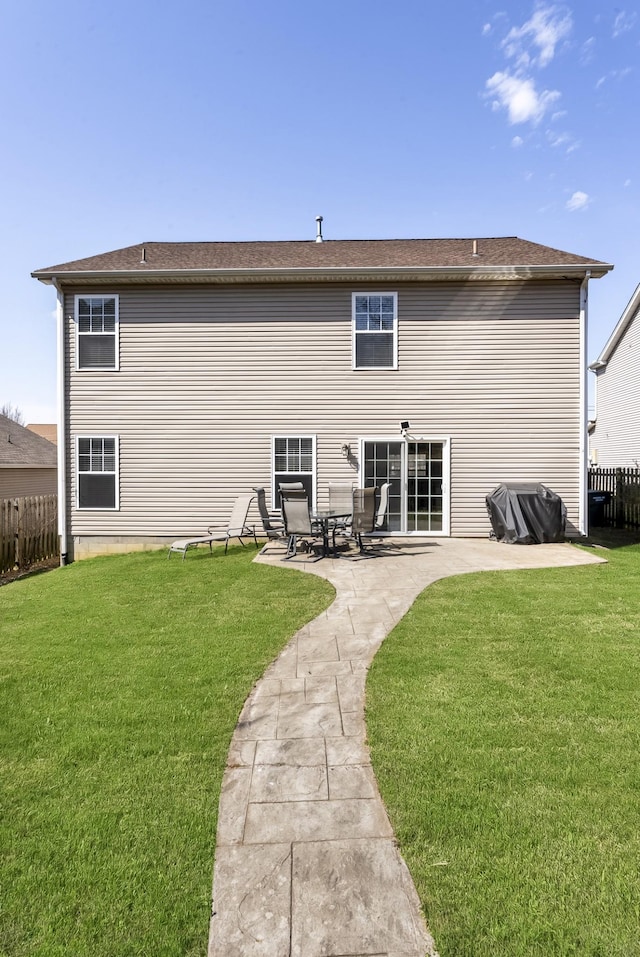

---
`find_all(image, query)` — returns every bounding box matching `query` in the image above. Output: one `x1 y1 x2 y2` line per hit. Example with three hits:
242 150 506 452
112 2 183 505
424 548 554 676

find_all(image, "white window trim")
351 292 398 371
75 294 120 371
76 434 120 510
271 434 317 510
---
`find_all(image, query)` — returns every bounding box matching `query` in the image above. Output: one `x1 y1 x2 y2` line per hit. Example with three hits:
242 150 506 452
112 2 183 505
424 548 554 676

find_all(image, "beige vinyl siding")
0 468 57 499
591 302 640 467
63 279 582 547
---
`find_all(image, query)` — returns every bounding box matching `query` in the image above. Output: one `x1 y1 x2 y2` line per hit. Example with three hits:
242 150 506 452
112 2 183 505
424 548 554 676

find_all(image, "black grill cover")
486 483 567 544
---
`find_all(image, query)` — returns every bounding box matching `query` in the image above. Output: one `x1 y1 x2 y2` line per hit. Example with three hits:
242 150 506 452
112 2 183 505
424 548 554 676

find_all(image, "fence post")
615 469 625 528
14 500 21 568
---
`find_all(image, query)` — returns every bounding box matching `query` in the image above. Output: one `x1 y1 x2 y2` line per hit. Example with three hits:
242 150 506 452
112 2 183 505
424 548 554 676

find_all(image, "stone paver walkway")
208 538 605 957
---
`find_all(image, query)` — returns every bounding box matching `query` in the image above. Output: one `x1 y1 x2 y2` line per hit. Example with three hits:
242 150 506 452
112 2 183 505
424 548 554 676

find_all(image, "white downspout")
579 271 591 536
52 277 69 564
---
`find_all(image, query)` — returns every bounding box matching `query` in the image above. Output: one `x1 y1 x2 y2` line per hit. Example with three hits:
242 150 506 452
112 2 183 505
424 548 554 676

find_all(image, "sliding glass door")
407 441 444 532
362 441 403 531
361 437 449 534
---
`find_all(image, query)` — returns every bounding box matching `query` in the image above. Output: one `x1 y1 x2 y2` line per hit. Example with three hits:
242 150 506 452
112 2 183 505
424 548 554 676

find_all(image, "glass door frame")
358 434 451 536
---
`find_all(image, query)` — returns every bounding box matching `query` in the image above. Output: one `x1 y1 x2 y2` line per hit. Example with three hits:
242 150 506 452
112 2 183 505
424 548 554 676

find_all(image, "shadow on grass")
577 527 640 550
0 556 60 587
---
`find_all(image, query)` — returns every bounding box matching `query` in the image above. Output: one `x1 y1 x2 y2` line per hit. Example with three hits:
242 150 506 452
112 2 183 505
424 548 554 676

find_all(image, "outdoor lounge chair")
252 486 287 554
168 493 257 559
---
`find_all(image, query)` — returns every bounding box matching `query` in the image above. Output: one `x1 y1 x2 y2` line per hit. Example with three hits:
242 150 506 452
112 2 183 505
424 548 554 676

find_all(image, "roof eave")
33 263 613 285
0 463 57 469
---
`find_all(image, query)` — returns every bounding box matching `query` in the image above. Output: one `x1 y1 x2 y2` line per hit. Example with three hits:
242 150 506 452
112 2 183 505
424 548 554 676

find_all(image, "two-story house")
32 235 612 562
589 283 640 467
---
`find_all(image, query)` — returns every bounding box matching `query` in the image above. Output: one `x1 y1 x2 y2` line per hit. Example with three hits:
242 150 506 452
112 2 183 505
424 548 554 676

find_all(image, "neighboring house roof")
0 415 57 468
27 423 57 445
589 282 640 371
32 236 613 286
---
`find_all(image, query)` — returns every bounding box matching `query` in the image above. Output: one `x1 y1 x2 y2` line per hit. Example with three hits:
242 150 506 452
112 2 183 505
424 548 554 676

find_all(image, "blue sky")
1 0 638 422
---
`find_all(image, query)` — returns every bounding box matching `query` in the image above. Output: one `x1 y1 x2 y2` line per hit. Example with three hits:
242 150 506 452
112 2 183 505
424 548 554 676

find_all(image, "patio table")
312 509 352 558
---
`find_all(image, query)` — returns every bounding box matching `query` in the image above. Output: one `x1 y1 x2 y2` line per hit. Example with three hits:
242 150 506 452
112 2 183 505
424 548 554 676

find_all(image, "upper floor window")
352 293 397 370
77 436 119 509
76 296 119 370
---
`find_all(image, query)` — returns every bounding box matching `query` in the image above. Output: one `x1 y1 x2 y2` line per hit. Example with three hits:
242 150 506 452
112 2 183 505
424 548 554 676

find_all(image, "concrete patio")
208 537 606 957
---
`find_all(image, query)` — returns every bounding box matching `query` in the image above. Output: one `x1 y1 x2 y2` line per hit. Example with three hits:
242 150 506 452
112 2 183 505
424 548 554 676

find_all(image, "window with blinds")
272 436 315 509
77 436 118 509
76 296 119 370
352 293 397 370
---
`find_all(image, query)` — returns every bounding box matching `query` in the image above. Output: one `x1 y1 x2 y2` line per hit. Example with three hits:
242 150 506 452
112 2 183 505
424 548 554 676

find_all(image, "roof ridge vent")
315 216 324 243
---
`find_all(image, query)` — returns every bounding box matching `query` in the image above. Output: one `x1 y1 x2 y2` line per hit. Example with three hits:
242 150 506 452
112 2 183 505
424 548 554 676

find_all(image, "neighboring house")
32 235 612 561
589 283 640 467
0 415 57 498
27 423 58 445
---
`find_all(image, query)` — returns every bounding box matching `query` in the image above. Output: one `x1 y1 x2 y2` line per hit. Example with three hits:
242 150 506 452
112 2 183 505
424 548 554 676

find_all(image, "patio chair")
276 481 305 506
328 482 355 512
168 493 257 559
374 482 391 530
280 494 324 561
351 486 377 553
252 486 287 554
328 482 355 539
356 482 391 550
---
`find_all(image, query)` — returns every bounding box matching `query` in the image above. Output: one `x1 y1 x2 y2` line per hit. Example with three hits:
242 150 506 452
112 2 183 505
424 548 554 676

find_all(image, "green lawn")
367 542 640 957
0 547 334 957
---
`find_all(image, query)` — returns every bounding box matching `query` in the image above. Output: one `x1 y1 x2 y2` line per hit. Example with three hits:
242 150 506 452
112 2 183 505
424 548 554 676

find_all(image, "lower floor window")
272 435 315 508
77 436 118 509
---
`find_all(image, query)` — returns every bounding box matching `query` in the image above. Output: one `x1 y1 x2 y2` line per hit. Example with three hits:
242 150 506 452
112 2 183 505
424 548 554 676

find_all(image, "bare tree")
1 403 25 425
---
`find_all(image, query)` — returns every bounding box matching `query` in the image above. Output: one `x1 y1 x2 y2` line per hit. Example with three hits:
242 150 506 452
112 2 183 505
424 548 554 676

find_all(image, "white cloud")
580 37 595 65
613 11 638 37
502 4 573 68
546 130 580 152
624 178 631 187
511 135 524 147
596 67 634 88
566 191 590 211
486 71 561 124
482 23 492 36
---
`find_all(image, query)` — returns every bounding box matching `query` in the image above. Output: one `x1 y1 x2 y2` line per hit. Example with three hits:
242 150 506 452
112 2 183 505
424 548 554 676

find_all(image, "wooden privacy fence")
0 495 59 573
588 467 640 530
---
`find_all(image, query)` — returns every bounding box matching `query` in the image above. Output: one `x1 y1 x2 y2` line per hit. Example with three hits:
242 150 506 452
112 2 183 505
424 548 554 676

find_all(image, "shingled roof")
32 236 612 285
0 416 57 468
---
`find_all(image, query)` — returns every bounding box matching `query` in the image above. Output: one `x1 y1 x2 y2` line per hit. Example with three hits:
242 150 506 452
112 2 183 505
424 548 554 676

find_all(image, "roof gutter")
51 277 69 565
32 263 614 285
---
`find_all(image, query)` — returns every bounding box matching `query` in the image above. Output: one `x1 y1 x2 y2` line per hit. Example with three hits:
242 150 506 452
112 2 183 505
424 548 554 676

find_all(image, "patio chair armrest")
206 523 256 536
